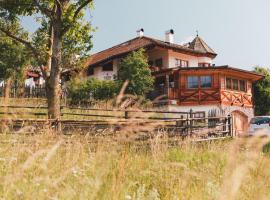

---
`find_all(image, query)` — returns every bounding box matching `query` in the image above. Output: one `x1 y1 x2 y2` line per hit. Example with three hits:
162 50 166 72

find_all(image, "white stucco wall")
167 50 214 68
167 104 254 121
88 59 118 80
147 49 169 68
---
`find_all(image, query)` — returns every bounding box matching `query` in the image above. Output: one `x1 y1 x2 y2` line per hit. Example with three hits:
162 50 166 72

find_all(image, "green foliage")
0 0 94 70
67 78 119 105
32 15 94 69
0 22 31 80
253 66 270 115
117 48 154 96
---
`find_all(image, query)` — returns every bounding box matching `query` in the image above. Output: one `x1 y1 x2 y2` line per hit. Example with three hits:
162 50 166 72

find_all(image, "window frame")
200 75 212 88
102 62 113 71
187 76 199 89
175 58 189 67
187 75 213 89
87 67 94 76
239 80 246 92
155 58 163 68
198 63 211 67
226 77 247 92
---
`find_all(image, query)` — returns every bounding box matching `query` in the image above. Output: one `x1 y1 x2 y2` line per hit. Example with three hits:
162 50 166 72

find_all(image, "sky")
22 0 270 70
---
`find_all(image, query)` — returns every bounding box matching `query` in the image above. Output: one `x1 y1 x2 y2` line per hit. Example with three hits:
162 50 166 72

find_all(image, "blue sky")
22 0 270 70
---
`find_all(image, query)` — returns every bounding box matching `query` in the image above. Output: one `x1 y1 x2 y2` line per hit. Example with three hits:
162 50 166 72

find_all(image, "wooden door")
232 111 248 136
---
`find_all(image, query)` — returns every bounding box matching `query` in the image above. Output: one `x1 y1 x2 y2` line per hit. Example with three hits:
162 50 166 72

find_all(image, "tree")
0 25 31 81
253 66 270 115
117 48 154 96
0 0 94 120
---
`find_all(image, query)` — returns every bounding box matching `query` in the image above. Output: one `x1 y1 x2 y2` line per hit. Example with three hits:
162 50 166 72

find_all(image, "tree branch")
73 0 93 20
0 27 48 78
32 0 54 18
61 0 93 35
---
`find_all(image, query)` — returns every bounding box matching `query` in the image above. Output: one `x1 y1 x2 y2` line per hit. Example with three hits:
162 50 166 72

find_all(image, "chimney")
165 29 174 43
136 28 144 37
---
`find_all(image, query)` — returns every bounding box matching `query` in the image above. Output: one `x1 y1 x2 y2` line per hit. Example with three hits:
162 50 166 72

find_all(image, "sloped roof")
86 36 217 67
152 65 263 82
188 36 216 55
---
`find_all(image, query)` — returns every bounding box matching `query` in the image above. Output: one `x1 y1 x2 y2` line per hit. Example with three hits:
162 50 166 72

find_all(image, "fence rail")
0 105 234 138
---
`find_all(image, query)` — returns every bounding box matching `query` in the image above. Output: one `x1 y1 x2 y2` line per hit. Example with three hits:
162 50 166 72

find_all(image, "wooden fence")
0 86 47 98
0 105 234 138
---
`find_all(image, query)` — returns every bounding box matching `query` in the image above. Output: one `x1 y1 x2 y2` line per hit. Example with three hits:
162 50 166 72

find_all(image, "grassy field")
0 133 270 200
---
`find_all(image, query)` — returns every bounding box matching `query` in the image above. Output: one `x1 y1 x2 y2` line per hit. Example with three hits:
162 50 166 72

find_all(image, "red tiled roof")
86 36 217 67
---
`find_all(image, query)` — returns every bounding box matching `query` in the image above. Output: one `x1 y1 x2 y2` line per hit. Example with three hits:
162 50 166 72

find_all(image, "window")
104 74 112 80
193 112 206 123
226 77 247 92
148 60 154 66
200 76 212 88
188 76 199 89
155 58 163 67
102 62 113 71
175 59 188 67
193 112 205 118
199 63 211 67
226 78 232 89
239 80 246 92
232 79 238 90
169 75 174 88
187 76 212 89
87 67 94 76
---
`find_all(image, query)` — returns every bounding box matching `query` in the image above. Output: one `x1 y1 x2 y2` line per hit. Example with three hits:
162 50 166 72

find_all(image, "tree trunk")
46 19 62 121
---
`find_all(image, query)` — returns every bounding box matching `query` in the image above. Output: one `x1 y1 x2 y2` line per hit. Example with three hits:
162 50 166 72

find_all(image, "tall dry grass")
0 132 270 200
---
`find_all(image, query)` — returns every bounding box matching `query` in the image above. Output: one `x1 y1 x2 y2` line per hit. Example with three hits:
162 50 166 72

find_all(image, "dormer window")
175 59 188 67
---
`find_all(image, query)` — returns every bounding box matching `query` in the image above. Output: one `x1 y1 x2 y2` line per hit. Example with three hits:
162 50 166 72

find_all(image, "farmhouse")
85 29 263 134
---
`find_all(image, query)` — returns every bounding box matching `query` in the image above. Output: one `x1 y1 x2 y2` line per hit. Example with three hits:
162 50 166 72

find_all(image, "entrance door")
231 111 248 136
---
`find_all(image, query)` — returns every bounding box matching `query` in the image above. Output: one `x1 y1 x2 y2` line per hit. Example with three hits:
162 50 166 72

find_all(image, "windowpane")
175 59 188 67
87 67 94 76
226 78 232 89
148 60 154 66
232 79 238 90
102 62 113 71
155 58 163 67
182 60 188 67
175 59 181 67
188 76 199 89
199 63 210 67
239 80 246 92
200 76 212 88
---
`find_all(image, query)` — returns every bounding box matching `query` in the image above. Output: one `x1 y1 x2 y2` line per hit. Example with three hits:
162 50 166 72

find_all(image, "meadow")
0 132 270 200
0 98 269 199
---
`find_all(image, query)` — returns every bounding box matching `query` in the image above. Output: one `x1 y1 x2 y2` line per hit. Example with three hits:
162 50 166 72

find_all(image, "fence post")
228 114 233 137
189 109 193 135
125 111 129 119
224 116 228 135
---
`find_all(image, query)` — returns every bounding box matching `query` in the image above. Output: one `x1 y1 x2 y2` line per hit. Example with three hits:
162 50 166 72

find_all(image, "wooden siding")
167 69 255 108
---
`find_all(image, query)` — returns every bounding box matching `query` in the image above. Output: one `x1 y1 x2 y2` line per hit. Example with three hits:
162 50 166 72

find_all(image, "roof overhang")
152 66 263 82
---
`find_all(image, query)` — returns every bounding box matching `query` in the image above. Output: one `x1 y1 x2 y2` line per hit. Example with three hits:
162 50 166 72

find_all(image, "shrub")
117 48 154 96
67 78 119 105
